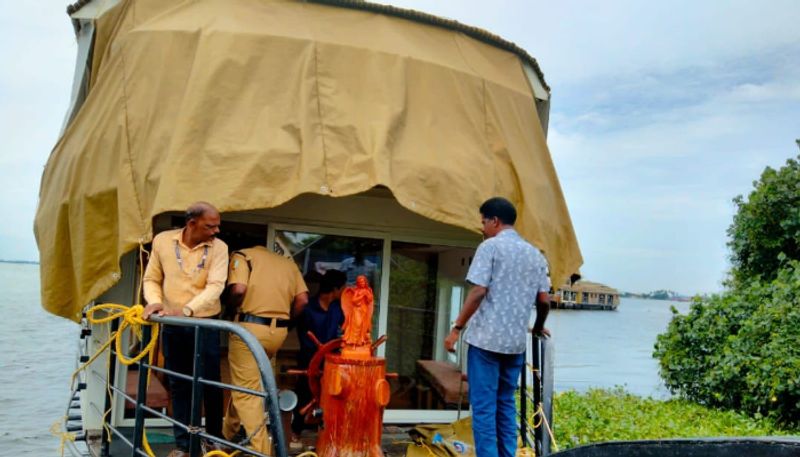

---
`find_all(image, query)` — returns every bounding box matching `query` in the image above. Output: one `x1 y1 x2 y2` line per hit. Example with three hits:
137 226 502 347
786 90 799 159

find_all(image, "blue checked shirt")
464 228 550 354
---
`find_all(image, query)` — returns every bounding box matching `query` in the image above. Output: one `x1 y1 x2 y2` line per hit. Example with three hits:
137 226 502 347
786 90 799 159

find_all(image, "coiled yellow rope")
50 417 76 456
67 305 273 457
84 304 159 365
204 447 320 457
72 303 160 457
203 450 240 457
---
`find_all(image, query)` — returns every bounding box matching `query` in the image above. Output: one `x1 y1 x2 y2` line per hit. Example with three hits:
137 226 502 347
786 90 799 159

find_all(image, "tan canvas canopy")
36 0 582 321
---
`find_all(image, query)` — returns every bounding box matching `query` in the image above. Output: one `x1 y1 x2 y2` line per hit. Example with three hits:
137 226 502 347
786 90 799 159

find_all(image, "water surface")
549 297 690 398
0 263 78 456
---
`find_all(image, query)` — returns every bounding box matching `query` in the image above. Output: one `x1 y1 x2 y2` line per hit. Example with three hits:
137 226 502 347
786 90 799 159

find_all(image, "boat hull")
551 437 800 457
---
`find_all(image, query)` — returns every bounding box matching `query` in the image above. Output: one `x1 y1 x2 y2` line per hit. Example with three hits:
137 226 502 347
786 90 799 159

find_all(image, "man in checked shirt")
445 197 551 457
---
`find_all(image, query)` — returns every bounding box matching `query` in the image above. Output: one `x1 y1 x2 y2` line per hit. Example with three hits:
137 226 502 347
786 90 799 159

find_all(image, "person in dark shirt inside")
291 269 347 447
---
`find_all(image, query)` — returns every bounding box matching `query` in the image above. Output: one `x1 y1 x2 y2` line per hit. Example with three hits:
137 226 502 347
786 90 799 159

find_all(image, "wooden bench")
416 360 469 407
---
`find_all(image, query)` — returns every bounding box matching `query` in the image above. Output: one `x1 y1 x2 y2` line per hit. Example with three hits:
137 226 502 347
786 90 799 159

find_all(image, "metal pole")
532 335 543 456
189 327 206 457
520 344 528 448
151 316 287 457
131 325 152 456
101 318 120 457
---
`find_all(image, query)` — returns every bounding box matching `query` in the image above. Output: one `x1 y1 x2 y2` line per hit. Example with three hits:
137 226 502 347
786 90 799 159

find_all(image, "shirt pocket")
191 266 210 288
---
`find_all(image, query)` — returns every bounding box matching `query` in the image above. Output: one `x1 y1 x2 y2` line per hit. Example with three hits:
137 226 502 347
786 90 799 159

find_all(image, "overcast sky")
1 1 798 295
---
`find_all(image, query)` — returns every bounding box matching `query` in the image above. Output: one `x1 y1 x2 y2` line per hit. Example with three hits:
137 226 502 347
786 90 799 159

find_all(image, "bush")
654 261 800 424
727 154 800 284
552 388 794 449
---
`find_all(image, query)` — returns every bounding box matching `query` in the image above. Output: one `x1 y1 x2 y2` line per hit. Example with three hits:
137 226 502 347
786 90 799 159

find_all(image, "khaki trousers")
223 321 287 455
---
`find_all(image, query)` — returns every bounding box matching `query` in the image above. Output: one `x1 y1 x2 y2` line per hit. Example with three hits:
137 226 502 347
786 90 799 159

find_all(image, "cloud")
547 49 799 294
0 1 74 260
380 0 800 85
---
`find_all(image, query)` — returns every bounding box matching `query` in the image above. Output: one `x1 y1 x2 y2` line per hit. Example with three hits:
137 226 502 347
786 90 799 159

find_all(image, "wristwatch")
182 307 193 317
453 323 464 331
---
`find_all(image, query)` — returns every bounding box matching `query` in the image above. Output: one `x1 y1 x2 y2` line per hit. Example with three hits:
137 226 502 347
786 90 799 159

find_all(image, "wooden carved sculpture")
340 275 374 358
291 274 395 457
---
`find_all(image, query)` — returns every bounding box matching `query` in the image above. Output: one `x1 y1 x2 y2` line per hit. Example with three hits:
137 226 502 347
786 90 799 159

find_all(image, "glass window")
275 230 382 286
385 241 473 411
274 230 384 331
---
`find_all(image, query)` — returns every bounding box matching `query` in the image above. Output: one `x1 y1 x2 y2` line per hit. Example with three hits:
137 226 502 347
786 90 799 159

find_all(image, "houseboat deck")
98 426 414 457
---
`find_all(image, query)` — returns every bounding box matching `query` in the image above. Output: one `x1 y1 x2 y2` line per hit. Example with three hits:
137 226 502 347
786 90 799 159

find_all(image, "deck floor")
102 425 414 457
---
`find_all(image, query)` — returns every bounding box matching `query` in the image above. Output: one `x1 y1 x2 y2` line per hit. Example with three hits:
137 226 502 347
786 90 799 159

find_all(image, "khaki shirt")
143 228 229 317
228 246 308 320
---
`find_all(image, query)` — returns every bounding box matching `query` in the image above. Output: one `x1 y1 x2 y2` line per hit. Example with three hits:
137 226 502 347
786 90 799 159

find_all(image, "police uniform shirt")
227 246 308 320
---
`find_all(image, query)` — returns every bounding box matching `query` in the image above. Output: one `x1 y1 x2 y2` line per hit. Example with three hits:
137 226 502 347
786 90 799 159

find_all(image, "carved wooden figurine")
340 275 375 357
316 275 391 457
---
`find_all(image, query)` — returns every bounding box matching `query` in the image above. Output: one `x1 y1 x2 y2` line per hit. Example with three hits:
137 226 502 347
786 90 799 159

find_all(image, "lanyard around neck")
175 240 209 271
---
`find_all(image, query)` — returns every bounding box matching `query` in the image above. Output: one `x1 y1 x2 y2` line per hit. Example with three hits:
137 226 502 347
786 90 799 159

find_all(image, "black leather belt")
238 313 290 327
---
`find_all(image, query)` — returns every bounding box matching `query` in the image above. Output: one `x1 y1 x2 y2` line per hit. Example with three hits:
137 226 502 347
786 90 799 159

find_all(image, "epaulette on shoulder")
231 250 253 272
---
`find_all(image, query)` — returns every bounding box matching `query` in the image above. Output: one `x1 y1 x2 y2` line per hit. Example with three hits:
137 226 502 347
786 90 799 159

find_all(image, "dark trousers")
291 373 313 435
162 325 223 450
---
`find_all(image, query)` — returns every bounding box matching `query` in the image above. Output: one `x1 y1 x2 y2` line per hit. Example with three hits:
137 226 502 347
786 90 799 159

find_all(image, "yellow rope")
69 328 115 385
203 451 241 457
528 404 543 430
416 440 439 457
519 362 559 454
539 405 559 453
203 443 319 457
69 303 159 457
296 451 320 457
391 440 417 445
76 302 267 457
50 417 77 457
516 447 536 457
85 304 159 366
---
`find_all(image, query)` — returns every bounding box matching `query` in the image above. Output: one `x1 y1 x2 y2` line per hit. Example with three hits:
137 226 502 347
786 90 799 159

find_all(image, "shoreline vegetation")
621 290 693 301
551 388 799 450
0 259 38 265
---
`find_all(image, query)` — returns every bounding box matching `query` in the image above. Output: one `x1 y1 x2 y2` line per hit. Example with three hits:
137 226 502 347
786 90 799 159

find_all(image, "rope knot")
123 304 150 331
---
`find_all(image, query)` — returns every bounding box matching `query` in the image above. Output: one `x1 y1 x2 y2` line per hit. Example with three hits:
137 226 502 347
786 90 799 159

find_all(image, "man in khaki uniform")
222 245 309 454
142 202 228 457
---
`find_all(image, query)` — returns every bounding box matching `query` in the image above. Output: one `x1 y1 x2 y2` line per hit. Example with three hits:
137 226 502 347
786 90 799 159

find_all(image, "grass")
548 387 799 450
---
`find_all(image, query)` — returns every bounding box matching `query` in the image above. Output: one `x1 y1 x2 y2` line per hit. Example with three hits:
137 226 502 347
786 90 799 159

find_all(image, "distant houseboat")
553 280 620 310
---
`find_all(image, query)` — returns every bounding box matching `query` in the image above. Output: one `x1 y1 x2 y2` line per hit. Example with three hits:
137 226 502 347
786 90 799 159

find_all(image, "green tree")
727 154 800 283
655 150 800 425
654 261 800 424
